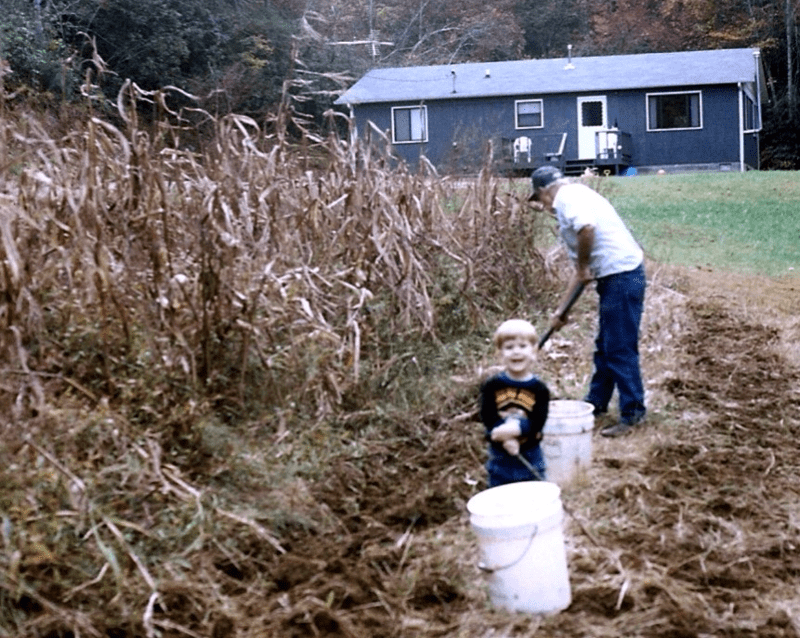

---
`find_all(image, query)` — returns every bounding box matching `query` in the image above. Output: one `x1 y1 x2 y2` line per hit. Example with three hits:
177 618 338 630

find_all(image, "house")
334 48 766 175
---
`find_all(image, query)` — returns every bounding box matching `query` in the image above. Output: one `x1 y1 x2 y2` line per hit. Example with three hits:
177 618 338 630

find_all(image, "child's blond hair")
493 319 538 349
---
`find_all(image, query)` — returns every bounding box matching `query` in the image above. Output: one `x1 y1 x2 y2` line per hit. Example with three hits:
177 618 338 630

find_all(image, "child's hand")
491 418 522 442
502 438 520 456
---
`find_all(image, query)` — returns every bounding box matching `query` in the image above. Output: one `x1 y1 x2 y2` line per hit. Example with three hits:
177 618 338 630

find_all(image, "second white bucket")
467 481 571 614
542 400 594 487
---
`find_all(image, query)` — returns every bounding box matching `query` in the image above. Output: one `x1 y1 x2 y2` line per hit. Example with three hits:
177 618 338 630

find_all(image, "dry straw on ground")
1 88 799 637
0 87 549 636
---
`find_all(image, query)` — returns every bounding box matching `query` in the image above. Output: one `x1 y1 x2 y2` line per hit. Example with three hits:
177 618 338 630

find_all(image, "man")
529 165 646 437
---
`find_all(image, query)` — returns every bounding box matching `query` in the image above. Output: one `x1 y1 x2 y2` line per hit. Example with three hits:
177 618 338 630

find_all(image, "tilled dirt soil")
4 268 800 638
236 270 800 637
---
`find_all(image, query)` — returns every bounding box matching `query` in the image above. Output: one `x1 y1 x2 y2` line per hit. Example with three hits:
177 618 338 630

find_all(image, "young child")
479 319 550 488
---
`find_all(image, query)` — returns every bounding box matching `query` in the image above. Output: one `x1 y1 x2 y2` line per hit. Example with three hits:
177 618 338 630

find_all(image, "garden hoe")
511 449 601 547
537 282 586 349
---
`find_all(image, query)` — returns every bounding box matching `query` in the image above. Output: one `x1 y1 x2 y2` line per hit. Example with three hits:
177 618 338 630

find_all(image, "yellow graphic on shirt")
494 387 537 412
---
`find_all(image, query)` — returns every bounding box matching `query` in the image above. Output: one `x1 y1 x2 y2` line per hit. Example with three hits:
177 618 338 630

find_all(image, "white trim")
576 95 607 159
348 105 357 144
738 83 745 172
753 50 763 131
391 105 428 144
646 90 703 131
742 92 759 134
514 99 544 129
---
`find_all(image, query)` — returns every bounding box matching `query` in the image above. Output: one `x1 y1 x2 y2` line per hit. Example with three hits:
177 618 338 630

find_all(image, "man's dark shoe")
600 414 645 438
600 421 635 437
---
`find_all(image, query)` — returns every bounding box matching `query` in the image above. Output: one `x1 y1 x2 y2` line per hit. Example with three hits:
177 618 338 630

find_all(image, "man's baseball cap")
528 165 563 201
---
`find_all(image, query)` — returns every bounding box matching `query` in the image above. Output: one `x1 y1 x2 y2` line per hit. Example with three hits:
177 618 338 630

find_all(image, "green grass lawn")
605 171 800 277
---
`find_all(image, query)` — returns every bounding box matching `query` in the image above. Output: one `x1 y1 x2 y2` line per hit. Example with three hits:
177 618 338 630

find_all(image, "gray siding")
354 83 752 172
606 86 741 166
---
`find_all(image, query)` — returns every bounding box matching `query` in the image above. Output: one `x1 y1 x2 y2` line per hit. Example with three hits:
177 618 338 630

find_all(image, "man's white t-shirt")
553 183 643 279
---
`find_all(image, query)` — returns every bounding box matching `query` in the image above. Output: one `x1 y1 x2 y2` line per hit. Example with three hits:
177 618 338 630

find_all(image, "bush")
760 99 800 170
0 3 78 99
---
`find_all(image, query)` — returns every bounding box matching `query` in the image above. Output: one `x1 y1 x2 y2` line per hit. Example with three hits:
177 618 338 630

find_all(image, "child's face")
499 335 536 379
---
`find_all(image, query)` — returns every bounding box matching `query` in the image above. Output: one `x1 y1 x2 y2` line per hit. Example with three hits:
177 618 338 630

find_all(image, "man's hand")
529 200 545 212
549 313 567 333
576 264 593 285
549 276 588 333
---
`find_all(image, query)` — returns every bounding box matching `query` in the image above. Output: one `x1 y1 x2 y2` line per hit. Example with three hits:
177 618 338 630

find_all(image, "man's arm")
574 224 595 284
550 225 595 332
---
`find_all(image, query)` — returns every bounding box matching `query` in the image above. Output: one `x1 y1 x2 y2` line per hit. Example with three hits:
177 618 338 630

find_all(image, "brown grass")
1 89 799 638
0 88 553 636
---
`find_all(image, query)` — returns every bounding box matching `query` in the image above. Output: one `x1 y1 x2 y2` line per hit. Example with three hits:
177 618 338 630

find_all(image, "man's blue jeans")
585 263 646 425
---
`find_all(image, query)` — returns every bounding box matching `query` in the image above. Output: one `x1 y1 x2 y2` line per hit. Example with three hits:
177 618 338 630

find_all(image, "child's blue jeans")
486 445 546 488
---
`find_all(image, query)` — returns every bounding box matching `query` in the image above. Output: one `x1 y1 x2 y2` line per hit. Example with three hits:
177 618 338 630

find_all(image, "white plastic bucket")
542 400 594 486
467 481 571 614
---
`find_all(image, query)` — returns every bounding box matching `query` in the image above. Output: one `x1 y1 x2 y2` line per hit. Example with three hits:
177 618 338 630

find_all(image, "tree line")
2 0 799 166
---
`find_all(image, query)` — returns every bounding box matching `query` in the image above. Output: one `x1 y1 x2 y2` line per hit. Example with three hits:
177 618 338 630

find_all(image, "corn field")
0 86 555 637
3 87 799 638
1 85 553 428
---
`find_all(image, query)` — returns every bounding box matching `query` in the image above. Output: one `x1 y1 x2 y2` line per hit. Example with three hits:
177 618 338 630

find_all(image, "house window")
581 101 604 127
392 105 427 143
743 93 757 132
647 91 702 130
515 100 543 129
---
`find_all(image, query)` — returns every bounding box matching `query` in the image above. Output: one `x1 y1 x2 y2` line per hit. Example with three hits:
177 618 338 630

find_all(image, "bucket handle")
477 524 538 573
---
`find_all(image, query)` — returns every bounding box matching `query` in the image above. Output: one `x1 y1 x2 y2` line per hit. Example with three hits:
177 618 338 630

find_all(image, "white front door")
577 96 608 160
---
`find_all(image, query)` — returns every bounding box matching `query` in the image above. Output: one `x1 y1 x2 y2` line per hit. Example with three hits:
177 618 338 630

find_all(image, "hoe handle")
537 282 586 350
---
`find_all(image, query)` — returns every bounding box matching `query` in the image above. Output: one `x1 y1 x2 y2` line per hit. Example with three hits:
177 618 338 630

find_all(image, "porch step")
564 159 631 176
563 160 595 176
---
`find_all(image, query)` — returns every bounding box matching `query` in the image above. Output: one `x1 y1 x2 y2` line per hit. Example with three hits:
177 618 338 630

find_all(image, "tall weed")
1 86 552 436
0 86 556 638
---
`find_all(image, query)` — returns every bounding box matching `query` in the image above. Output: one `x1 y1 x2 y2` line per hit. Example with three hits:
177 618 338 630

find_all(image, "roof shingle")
335 48 763 105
